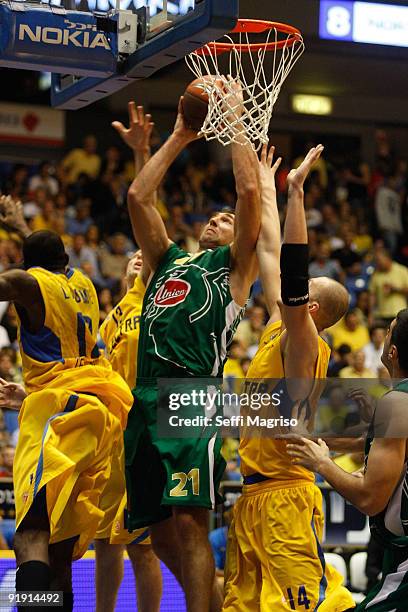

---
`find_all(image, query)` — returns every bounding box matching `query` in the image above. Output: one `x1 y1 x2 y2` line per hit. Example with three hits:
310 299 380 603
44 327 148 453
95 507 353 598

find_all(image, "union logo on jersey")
154 279 191 307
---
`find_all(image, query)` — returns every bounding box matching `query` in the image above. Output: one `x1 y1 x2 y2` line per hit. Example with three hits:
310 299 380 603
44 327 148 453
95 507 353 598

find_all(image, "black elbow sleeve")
280 244 309 307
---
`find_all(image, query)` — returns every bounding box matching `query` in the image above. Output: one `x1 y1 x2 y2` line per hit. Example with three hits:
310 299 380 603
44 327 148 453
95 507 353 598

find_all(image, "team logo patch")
154 279 191 307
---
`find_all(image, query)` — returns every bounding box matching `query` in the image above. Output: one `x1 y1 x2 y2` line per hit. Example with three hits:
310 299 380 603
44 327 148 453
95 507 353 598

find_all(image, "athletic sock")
15 561 51 612
15 560 51 591
63 592 74 612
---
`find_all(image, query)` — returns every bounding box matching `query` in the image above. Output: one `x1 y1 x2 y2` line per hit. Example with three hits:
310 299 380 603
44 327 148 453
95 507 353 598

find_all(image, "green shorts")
354 547 408 612
124 384 226 531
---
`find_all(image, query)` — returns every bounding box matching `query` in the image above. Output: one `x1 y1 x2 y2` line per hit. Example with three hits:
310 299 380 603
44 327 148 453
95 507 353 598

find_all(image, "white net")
185 22 305 151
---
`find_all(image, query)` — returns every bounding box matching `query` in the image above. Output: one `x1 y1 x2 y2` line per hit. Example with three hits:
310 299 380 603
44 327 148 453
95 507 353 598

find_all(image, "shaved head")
309 277 350 331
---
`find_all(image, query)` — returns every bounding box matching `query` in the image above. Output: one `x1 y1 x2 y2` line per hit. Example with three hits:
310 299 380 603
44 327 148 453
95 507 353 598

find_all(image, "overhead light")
292 94 333 116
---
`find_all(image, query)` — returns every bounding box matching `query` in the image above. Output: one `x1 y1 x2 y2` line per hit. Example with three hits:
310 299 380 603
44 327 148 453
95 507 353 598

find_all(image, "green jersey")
356 380 408 612
137 243 245 379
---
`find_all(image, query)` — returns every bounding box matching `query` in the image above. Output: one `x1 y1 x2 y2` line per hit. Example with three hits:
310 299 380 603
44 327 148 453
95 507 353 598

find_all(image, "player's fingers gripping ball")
182 75 225 132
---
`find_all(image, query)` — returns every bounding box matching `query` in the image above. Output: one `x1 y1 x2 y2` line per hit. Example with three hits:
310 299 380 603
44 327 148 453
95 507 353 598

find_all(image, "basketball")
182 76 214 131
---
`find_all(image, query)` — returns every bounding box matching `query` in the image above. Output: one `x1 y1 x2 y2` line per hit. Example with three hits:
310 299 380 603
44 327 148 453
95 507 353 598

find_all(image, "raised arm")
287 395 406 517
112 102 154 181
126 99 199 272
256 145 282 324
281 146 324 379
0 195 31 238
113 103 154 283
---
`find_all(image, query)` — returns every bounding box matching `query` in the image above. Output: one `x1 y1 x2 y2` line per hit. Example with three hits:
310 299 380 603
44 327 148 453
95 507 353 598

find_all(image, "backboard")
0 0 239 109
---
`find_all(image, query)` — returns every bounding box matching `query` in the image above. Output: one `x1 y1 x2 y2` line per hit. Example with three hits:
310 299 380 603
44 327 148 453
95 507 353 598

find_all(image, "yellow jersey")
18 267 103 392
99 276 145 389
239 320 331 482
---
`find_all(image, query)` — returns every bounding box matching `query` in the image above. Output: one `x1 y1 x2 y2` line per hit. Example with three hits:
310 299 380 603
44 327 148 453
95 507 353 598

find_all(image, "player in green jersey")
287 308 408 612
125 86 261 612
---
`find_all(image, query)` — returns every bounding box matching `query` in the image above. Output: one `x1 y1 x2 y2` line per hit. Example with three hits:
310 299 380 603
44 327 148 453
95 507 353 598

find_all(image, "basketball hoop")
185 19 305 151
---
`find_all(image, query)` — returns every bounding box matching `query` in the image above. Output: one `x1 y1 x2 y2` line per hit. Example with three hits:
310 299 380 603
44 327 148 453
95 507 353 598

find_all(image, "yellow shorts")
95 434 151 547
14 388 123 560
223 479 355 611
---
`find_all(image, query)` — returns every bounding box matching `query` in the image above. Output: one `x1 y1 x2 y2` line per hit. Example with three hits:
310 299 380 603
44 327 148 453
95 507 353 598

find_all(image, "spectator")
28 161 59 196
369 248 408 327
52 215 72 248
344 258 370 309
66 234 103 287
0 349 17 382
375 176 403 256
165 205 192 243
99 146 124 177
85 224 101 251
304 188 323 229
98 288 114 323
0 445 14 477
66 199 94 236
321 204 340 238
353 222 373 254
331 225 360 268
209 508 233 577
317 385 350 433
99 233 131 287
368 365 392 400
339 350 376 379
309 242 343 281
234 306 266 353
343 160 370 209
329 309 370 352
31 197 56 232
224 340 246 381
355 289 370 325
3 165 28 200
362 326 386 374
62 134 101 184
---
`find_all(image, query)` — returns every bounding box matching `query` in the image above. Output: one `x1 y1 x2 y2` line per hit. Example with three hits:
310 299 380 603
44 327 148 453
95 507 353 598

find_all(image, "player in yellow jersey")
0 199 133 611
223 146 354 611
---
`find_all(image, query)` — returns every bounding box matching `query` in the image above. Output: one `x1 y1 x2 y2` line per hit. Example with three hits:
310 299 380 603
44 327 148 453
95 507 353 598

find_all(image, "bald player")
223 146 355 611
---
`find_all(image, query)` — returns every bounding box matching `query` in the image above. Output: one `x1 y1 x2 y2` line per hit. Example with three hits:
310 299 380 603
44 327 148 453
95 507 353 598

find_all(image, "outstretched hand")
112 102 154 153
259 144 282 192
287 144 324 191
0 195 31 237
0 378 27 411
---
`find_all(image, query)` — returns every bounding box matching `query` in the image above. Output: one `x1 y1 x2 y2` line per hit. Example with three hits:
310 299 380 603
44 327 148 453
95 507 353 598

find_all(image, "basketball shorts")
124 385 226 531
223 479 355 611
353 547 408 612
96 432 151 546
14 388 123 560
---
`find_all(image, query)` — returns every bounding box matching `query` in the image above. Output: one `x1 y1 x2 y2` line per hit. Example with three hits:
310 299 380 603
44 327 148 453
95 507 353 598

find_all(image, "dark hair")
209 207 235 220
391 310 408 373
23 231 69 272
338 343 352 356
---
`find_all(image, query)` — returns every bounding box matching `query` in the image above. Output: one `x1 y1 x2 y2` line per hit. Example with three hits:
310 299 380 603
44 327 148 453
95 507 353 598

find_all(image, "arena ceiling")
108 0 408 119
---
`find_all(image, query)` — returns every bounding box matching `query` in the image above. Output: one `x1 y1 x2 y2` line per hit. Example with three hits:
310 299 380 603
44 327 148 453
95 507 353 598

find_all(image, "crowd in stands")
0 126 407 544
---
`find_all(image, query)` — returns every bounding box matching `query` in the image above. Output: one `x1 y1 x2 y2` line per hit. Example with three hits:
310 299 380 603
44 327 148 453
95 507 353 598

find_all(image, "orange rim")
194 19 303 56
